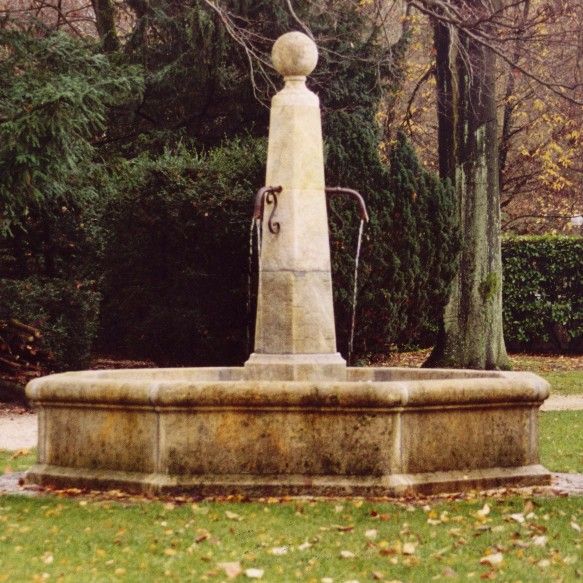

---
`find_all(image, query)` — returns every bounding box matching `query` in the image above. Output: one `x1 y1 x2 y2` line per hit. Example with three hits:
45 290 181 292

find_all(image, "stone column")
245 32 346 381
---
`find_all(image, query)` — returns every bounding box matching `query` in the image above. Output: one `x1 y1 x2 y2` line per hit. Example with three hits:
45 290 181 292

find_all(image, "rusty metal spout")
253 185 283 234
325 187 369 222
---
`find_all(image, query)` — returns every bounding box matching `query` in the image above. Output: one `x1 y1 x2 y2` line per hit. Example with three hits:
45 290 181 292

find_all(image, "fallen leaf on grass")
270 546 288 555
402 542 417 555
510 513 525 524
340 550 355 558
245 568 264 579
365 529 378 540
571 521 581 533
298 542 312 551
195 529 210 543
532 535 547 547
225 511 243 521
333 524 354 532
370 510 391 521
480 552 504 567
218 562 242 579
476 504 491 519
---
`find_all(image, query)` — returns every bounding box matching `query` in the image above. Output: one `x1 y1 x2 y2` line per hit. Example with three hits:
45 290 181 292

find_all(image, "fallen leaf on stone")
218 562 242 579
479 552 503 567
365 529 378 540
340 550 355 558
245 568 264 579
270 546 288 555
225 511 243 521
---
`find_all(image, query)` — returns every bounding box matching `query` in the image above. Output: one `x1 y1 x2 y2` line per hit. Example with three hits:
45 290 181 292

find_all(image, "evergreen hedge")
0 277 101 370
97 138 267 365
502 235 583 353
97 133 458 366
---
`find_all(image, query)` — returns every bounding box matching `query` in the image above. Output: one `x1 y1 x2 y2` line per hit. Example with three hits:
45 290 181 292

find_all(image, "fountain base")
244 352 346 380
25 366 551 496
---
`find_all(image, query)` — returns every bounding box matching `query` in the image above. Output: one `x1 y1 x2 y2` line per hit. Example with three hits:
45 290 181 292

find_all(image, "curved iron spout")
325 187 369 222
253 185 283 234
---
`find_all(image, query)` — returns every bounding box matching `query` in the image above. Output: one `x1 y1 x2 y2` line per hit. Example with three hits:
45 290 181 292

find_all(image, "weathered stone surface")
22 32 552 498
247 31 341 377
272 31 318 78
25 367 551 496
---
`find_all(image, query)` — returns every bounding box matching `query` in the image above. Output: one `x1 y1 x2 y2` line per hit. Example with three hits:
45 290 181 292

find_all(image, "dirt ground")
380 349 583 371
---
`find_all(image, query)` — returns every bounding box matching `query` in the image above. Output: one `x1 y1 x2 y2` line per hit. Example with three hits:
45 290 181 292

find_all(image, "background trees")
0 0 459 369
0 0 580 374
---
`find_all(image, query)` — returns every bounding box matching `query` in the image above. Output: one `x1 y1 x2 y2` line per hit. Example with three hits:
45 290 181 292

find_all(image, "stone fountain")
25 32 550 496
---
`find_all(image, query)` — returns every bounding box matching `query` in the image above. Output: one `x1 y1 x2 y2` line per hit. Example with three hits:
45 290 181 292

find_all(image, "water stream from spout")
255 218 262 259
246 218 255 355
246 218 263 355
347 219 365 366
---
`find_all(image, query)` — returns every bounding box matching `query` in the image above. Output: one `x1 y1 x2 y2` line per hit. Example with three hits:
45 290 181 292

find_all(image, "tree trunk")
91 0 120 53
426 4 510 370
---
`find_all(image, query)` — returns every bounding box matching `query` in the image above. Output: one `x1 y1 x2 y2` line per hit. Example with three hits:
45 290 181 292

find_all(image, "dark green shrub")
502 236 583 353
328 131 459 360
0 277 101 370
98 137 266 365
0 29 143 236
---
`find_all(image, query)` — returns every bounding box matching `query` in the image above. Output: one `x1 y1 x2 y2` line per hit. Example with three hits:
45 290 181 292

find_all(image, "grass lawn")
539 411 583 474
0 493 582 582
542 372 583 395
0 410 581 581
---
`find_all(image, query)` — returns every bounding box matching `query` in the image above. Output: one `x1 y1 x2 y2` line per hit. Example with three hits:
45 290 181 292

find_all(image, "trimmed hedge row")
502 235 582 353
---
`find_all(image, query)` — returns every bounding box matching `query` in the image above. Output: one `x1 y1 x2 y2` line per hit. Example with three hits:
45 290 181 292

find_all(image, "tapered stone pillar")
245 32 346 381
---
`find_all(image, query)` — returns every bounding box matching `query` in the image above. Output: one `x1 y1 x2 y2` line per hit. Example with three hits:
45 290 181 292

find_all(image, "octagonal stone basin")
25 367 551 496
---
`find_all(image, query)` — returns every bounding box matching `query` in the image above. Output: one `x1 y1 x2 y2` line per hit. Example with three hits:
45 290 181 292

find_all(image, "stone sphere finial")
272 31 318 78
